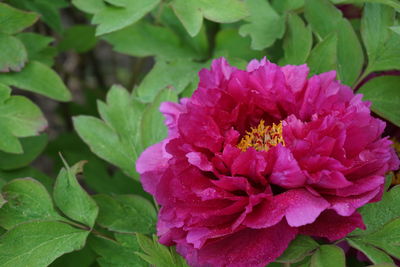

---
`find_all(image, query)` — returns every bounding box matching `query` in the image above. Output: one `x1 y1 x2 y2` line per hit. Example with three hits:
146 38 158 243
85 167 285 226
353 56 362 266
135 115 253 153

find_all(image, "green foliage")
171 0 249 37
281 14 313 65
307 33 338 75
103 21 201 60
74 85 145 178
0 135 48 169
305 0 364 86
0 33 27 72
0 221 89 267
239 0 285 50
276 235 320 263
140 89 178 148
136 233 190 267
94 194 156 234
347 186 400 265
0 178 63 230
0 3 38 34
358 76 400 127
136 59 202 103
58 25 97 53
53 160 99 228
0 61 71 101
17 33 56 66
310 245 346 267
362 3 400 74
89 233 147 266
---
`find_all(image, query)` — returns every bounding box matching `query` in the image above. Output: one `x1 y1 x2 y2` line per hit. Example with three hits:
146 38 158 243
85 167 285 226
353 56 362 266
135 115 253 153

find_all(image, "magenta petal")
186 152 214 172
300 210 365 241
136 140 170 174
269 145 307 188
177 220 297 267
160 99 188 137
281 64 309 94
279 189 330 227
327 188 381 216
243 197 286 228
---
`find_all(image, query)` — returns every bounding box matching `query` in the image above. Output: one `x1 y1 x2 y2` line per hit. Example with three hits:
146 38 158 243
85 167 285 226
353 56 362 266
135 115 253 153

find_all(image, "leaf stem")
283 263 291 267
353 66 371 91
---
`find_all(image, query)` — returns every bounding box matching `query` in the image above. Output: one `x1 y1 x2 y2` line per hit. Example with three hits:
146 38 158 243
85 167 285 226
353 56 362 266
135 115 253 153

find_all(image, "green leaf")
159 5 209 59
73 116 138 178
74 85 145 178
0 166 53 192
310 245 345 267
93 194 156 234
239 0 285 50
50 245 96 267
89 233 147 266
277 235 319 263
9 0 64 33
357 76 400 127
336 19 364 86
0 83 11 102
92 0 160 35
103 21 199 60
136 234 189 267
357 218 400 259
391 26 400 36
352 186 400 236
0 128 22 154
272 0 305 12
58 25 97 53
171 0 249 37
141 89 178 148
347 238 395 265
281 13 313 65
0 3 38 34
0 61 71 101
17 32 56 66
72 0 105 14
0 33 27 72
0 134 48 170
0 194 5 209
137 59 202 103
305 0 342 38
362 3 400 73
307 33 338 75
0 178 62 230
305 0 364 86
0 91 47 140
214 28 264 61
0 221 89 267
54 160 99 228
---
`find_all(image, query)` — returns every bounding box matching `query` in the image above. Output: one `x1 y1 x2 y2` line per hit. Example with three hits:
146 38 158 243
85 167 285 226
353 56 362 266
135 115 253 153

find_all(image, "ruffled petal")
177 220 297 267
299 210 365 241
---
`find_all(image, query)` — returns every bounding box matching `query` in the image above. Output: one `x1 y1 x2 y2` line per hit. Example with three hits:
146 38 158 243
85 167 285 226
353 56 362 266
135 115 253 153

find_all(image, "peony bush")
0 0 399 267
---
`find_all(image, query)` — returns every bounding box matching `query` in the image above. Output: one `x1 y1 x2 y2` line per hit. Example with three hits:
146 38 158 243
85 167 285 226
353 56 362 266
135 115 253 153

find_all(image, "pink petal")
299 210 365 241
177 220 297 267
269 145 307 188
279 189 330 227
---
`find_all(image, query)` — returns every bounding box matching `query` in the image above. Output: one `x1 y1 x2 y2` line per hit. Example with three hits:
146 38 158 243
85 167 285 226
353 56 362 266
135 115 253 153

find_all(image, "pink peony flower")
136 58 399 267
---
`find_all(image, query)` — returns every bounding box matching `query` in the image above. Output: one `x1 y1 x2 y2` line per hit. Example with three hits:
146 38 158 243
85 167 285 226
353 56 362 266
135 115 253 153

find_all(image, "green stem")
283 263 291 267
353 66 371 90
60 218 117 242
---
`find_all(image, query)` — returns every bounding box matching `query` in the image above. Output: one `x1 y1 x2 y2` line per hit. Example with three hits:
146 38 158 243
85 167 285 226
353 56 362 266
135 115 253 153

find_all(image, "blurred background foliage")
0 0 399 266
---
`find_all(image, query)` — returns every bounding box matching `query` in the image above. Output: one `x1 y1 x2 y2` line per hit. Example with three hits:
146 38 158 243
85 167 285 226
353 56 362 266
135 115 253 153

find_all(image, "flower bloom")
136 58 399 267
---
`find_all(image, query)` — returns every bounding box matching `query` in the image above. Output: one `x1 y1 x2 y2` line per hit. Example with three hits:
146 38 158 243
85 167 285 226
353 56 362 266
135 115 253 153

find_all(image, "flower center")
237 120 285 152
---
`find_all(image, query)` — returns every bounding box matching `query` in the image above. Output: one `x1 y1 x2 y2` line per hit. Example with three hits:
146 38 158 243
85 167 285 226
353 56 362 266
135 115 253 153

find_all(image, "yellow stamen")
237 120 285 152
